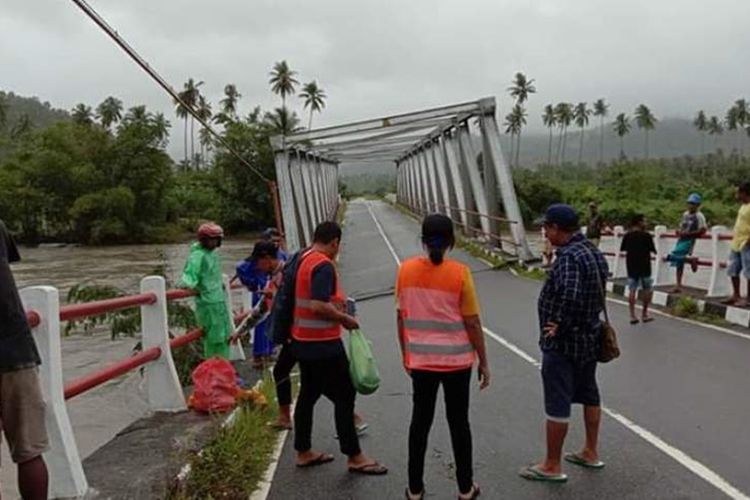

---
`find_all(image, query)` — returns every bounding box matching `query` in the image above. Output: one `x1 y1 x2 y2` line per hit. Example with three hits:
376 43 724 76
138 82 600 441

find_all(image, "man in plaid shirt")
521 204 608 483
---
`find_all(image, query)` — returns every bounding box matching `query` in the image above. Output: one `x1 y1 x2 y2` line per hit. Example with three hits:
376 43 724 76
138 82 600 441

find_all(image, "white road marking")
368 200 749 500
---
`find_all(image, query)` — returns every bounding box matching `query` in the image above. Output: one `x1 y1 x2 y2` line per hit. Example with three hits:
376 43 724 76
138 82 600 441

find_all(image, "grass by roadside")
168 373 289 500
670 296 731 327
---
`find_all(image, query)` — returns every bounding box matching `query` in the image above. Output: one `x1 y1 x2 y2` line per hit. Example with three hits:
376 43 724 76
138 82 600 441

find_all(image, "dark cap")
536 204 580 229
261 227 282 240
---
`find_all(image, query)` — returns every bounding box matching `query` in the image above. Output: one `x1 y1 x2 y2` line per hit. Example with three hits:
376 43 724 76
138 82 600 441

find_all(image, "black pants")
409 369 473 494
294 352 361 457
273 343 296 407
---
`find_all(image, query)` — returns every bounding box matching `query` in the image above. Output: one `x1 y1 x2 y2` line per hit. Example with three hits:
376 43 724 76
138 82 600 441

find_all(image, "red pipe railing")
60 293 157 322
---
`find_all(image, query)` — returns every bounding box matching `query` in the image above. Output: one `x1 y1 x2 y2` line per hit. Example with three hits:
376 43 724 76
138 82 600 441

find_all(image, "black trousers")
273 342 296 407
294 352 361 457
409 368 473 494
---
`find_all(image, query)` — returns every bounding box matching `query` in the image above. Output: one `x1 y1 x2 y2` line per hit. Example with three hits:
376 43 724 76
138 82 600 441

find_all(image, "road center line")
368 200 749 500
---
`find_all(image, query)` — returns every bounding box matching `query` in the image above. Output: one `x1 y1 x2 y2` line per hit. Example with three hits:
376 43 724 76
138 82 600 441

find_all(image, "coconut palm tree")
542 104 557 165
554 102 574 164
503 109 518 168
299 81 327 130
220 84 241 118
708 115 724 151
196 96 212 167
122 105 150 126
263 107 302 136
573 102 591 164
634 104 657 159
735 99 749 157
71 104 94 126
199 127 213 165
725 107 739 155
693 110 708 156
507 72 535 167
151 112 171 146
592 99 609 164
182 78 204 161
511 104 527 167
174 91 190 164
613 113 631 159
269 61 299 112
95 97 123 130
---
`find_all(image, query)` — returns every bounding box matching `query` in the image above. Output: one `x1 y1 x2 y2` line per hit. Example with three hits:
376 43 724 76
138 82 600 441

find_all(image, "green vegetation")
340 172 395 198
170 375 282 499
670 296 729 326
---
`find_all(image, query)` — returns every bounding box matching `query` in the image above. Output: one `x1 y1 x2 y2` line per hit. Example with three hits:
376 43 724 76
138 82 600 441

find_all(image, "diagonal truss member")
271 97 534 261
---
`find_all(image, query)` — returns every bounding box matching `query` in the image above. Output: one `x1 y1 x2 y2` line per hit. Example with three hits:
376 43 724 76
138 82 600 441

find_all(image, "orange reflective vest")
291 250 345 342
397 256 475 372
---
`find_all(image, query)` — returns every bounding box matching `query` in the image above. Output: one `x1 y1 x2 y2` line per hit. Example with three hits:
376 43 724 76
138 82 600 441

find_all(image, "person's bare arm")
463 315 490 389
309 300 359 330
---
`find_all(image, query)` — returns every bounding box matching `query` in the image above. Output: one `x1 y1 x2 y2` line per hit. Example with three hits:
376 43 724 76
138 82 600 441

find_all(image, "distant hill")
0 90 70 132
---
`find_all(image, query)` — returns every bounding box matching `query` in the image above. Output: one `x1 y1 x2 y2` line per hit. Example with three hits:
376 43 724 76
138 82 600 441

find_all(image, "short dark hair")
739 182 750 196
250 241 278 260
421 214 455 264
630 213 645 228
313 221 342 244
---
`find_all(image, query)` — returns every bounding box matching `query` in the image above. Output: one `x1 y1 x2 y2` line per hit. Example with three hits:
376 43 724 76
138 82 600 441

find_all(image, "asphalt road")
267 200 749 500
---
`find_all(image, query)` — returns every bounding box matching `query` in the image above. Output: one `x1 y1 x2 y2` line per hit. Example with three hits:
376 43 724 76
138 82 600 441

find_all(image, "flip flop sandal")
349 462 388 475
518 464 567 483
630 319 640 325
642 317 655 323
296 453 335 468
564 452 606 469
356 422 370 435
458 483 481 499
405 488 424 500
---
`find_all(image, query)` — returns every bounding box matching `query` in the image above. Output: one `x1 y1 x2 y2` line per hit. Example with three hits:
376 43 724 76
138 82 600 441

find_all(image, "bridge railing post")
20 286 88 498
225 275 246 361
708 225 731 297
140 276 187 412
653 225 673 287
611 226 626 279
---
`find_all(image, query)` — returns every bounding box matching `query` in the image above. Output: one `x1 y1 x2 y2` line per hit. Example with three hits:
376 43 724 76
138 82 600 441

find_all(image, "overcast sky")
2 0 750 157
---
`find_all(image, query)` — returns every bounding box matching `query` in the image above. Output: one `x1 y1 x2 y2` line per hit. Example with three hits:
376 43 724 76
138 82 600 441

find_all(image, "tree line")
503 72 750 167
0 60 330 244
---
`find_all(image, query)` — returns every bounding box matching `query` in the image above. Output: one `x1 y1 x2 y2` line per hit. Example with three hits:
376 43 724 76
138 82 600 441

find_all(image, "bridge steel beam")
441 131 472 232
456 122 492 237
478 99 534 260
417 148 434 213
430 138 451 217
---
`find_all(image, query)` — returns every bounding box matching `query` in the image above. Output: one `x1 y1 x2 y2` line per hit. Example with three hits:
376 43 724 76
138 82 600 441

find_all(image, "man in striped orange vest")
291 221 387 475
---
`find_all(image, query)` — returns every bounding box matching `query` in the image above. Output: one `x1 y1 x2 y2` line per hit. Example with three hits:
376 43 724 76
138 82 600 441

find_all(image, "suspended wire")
68 0 272 183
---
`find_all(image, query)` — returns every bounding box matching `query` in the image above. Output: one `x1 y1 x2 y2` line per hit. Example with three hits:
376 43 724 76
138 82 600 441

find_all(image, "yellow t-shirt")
394 260 480 316
731 203 750 252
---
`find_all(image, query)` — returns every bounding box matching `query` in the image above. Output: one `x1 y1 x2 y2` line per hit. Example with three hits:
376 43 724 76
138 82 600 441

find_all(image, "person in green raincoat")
179 223 232 359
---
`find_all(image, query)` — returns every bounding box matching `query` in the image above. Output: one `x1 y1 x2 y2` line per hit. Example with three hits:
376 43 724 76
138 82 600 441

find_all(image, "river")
2 238 256 499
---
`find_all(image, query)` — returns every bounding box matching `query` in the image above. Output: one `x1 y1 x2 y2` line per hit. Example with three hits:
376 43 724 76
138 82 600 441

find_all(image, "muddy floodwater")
2 238 256 499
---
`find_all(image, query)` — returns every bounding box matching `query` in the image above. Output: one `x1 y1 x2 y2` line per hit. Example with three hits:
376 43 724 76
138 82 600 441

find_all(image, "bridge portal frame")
272 97 534 261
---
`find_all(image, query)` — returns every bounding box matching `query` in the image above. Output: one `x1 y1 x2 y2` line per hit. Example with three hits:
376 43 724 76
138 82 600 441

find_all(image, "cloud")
2 0 750 159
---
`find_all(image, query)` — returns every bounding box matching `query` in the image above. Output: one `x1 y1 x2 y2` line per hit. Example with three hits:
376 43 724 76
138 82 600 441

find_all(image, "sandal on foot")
296 453 334 468
629 318 640 325
458 483 481 499
642 316 655 323
564 452 606 469
349 461 388 475
405 488 424 500
268 421 293 431
519 464 567 483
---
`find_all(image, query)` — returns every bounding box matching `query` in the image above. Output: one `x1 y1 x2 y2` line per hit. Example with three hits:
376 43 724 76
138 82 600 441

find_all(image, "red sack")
189 358 239 413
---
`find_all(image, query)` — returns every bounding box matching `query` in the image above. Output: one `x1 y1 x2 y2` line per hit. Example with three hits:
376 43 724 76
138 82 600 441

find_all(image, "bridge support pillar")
457 122 490 238
140 276 188 411
20 286 88 499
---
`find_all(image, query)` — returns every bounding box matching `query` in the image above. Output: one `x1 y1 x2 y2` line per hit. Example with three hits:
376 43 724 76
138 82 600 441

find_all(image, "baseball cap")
687 193 702 205
535 204 580 229
261 227 281 240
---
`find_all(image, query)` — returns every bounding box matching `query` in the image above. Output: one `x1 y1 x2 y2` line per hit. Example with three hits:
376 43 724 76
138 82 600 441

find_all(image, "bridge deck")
266 200 749 500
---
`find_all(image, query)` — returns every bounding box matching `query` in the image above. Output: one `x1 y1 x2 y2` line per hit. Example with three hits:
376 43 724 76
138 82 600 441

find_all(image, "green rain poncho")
180 242 231 359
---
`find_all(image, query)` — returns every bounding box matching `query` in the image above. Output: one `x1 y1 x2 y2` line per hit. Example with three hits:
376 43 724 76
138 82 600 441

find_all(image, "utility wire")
69 0 271 183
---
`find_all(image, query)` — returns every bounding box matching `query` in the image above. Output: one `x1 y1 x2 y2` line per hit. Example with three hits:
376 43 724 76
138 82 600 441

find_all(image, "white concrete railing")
20 275 252 499
592 225 732 297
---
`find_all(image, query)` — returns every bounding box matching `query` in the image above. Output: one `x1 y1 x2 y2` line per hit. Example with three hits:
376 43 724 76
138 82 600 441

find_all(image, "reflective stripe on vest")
291 250 345 342
398 256 476 372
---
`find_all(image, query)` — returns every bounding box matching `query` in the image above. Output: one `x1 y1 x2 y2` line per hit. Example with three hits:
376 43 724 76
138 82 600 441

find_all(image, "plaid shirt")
537 232 609 362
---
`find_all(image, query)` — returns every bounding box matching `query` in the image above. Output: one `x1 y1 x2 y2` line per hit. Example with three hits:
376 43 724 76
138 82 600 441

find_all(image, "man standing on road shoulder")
291 221 387 475
724 182 750 307
0 219 49 500
620 214 657 324
520 204 608 483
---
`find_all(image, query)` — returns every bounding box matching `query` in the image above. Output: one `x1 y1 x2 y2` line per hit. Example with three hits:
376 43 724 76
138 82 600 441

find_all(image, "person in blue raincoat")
236 230 287 368
179 223 232 359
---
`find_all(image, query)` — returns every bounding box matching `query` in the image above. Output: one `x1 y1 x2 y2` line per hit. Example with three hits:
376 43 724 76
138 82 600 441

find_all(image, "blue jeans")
627 276 653 291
